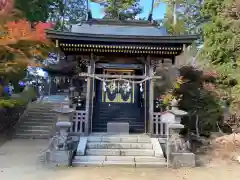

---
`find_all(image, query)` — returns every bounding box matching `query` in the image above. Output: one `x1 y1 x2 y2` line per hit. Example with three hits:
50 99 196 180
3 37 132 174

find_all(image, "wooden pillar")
84 53 95 135
148 56 154 134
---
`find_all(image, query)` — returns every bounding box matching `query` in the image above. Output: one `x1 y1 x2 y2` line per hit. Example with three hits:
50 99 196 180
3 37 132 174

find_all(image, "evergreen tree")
154 0 203 35
49 0 87 31
201 0 240 64
92 0 142 20
14 0 53 22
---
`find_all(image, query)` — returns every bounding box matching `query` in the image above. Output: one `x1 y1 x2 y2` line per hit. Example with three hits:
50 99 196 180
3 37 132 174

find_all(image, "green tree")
154 0 203 35
14 0 53 22
201 0 240 65
92 0 142 20
49 0 87 31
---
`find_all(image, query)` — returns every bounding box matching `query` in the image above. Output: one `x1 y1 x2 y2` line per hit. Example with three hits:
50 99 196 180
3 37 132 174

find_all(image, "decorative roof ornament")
148 0 155 22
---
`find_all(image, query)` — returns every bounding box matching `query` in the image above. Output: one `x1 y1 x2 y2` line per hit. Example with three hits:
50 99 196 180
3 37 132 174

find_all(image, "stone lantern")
49 101 75 166
52 102 75 149
160 99 195 168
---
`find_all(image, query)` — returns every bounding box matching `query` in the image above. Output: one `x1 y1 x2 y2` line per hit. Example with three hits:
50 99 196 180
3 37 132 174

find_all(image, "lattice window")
71 110 86 133
153 112 167 136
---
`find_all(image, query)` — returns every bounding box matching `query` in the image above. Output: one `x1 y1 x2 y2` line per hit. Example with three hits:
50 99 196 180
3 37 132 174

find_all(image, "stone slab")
106 156 135 161
86 149 121 156
49 150 70 166
135 162 166 168
76 137 87 155
171 152 196 168
121 136 138 143
87 142 152 149
102 136 121 142
103 161 135 167
107 122 129 134
138 137 151 143
120 149 154 156
87 136 102 142
151 138 164 157
74 155 106 161
135 156 165 162
72 161 103 167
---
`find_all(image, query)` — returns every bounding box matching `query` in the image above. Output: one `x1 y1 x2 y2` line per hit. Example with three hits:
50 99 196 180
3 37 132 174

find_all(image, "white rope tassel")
140 83 143 92
103 81 106 92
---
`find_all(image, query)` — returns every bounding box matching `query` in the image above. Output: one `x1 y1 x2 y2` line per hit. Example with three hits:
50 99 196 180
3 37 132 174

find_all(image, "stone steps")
14 96 64 139
87 135 151 143
73 155 166 167
21 121 53 126
87 142 153 149
86 149 155 156
14 132 51 139
73 134 166 167
18 124 52 130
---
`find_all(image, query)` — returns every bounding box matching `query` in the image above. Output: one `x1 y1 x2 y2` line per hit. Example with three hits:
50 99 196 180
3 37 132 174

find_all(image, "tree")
201 0 240 65
0 0 53 83
154 0 203 35
14 0 53 22
92 0 142 20
49 0 87 31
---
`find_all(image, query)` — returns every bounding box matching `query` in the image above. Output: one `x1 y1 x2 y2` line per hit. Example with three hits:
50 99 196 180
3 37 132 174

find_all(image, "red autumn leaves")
0 0 13 15
1 20 53 45
0 0 52 45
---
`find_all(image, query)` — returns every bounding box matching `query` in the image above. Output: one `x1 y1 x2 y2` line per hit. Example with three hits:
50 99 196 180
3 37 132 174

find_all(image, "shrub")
0 87 37 108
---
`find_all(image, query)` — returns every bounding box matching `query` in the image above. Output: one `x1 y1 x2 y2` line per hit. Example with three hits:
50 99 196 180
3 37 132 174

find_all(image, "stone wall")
0 106 26 134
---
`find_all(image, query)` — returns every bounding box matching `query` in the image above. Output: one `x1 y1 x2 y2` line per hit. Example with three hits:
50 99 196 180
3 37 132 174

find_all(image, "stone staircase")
14 95 68 139
72 134 166 167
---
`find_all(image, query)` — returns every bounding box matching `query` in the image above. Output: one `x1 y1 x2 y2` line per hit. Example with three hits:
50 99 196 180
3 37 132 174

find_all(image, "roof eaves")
46 30 198 44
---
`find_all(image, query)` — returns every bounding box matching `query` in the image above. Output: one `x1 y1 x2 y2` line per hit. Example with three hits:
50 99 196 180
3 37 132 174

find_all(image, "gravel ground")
0 139 240 180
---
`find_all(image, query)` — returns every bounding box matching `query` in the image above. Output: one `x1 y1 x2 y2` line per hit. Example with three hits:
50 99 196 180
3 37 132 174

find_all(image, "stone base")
107 122 129 134
171 152 196 168
48 150 71 166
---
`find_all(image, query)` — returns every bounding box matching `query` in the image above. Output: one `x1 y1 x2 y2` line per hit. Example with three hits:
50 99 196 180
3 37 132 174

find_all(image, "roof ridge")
82 18 155 27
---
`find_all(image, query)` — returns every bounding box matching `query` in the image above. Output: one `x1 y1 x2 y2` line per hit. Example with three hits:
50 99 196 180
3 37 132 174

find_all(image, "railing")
153 112 167 136
70 110 86 134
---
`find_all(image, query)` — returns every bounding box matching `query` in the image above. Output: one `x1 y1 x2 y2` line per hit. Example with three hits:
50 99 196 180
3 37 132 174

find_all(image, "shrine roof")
71 19 168 36
46 19 198 44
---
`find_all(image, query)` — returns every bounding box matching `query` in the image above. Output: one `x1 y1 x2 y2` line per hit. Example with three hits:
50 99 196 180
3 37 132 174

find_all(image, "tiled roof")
71 19 168 37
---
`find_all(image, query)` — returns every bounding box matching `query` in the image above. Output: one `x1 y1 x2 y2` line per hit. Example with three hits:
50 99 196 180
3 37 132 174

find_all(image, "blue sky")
90 0 166 20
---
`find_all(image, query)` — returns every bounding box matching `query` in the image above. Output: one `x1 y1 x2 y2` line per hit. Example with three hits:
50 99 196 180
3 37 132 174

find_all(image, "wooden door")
102 69 135 103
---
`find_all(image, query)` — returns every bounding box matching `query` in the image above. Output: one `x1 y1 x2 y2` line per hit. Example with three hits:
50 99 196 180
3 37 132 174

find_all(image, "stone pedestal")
48 150 71 166
107 122 129 134
171 152 196 168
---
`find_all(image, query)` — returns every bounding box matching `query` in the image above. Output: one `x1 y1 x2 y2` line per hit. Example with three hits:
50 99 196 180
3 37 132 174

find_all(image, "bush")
176 66 222 133
0 87 37 108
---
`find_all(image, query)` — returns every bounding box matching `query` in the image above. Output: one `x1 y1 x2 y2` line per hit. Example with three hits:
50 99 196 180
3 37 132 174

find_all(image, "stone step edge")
72 161 166 167
87 142 152 145
86 149 154 151
87 139 151 143
74 155 165 162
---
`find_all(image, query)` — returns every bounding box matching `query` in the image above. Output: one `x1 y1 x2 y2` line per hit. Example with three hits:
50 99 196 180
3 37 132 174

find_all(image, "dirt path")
0 139 240 180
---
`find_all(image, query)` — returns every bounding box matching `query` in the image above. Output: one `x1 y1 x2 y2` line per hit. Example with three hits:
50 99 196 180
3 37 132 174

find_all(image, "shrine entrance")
92 68 145 133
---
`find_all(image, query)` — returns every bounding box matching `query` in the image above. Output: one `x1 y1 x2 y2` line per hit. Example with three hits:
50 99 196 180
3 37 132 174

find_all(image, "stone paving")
0 139 240 180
